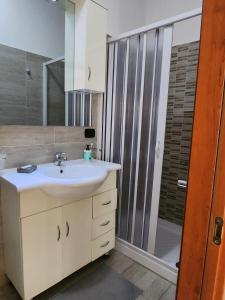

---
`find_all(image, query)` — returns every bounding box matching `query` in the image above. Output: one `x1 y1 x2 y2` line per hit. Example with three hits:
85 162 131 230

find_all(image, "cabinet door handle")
102 201 112 206
57 225 61 242
100 220 110 227
100 241 110 248
88 66 91 81
66 221 70 237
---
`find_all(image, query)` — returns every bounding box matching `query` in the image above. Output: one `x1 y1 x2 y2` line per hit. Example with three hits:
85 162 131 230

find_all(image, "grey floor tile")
50 264 141 300
123 262 149 286
143 277 171 300
0 251 174 300
160 284 176 300
0 284 20 300
105 251 134 274
135 270 159 290
135 295 146 300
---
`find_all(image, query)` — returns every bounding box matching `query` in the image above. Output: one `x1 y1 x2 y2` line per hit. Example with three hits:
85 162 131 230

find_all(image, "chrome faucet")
54 152 67 166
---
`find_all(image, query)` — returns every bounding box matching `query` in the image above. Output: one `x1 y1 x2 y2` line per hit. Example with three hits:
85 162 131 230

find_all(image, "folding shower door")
102 26 173 253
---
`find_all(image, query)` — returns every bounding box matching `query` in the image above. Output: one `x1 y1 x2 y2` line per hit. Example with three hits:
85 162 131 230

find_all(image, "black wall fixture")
85 128 95 138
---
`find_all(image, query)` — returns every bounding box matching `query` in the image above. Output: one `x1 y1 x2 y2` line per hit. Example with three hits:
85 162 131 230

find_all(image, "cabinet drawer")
93 189 117 218
92 230 115 261
92 211 115 239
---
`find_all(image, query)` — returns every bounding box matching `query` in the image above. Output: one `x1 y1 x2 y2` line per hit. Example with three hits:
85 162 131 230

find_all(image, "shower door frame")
104 8 202 283
147 26 173 254
42 56 65 126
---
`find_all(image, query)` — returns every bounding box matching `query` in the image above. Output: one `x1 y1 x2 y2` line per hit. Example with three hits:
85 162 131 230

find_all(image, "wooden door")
21 208 62 300
201 87 225 300
62 198 92 278
176 0 225 299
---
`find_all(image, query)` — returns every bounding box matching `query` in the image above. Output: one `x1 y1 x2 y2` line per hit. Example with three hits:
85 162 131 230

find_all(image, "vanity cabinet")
65 0 107 92
21 208 62 298
62 198 92 278
1 172 117 300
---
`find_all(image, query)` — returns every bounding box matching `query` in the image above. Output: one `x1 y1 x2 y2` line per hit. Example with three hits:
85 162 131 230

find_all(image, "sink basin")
42 164 104 180
0 159 121 199
39 163 108 198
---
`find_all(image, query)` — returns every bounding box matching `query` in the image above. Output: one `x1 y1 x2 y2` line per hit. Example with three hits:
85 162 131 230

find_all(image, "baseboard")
115 238 178 284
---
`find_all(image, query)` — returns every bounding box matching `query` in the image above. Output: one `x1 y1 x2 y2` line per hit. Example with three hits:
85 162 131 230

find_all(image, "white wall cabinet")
65 0 107 92
1 172 117 300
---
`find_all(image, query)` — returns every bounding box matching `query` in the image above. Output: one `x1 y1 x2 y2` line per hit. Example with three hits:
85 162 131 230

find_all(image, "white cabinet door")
21 208 62 300
85 0 107 92
66 0 107 92
62 198 92 278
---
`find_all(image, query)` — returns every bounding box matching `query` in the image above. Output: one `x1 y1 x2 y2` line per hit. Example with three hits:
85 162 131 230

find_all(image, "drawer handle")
57 225 61 242
100 220 110 227
102 201 112 206
100 241 110 248
66 221 70 237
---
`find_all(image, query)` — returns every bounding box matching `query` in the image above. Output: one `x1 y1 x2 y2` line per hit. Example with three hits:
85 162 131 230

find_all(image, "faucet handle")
54 152 67 161
54 152 61 161
61 152 67 161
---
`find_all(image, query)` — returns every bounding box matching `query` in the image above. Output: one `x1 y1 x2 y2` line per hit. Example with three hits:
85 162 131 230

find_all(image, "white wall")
99 0 202 45
145 0 202 45
0 0 65 58
97 0 148 37
0 0 147 58
0 0 202 59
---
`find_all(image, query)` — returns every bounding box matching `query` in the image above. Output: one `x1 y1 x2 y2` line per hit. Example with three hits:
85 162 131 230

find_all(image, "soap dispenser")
83 145 92 161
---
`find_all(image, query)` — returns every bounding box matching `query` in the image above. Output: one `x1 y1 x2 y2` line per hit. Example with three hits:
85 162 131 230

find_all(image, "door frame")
176 0 225 299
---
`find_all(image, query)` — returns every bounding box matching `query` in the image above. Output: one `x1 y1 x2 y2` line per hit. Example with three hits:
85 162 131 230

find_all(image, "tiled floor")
0 251 176 300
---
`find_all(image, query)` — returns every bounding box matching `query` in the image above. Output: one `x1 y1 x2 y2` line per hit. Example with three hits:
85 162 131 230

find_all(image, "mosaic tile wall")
158 41 200 226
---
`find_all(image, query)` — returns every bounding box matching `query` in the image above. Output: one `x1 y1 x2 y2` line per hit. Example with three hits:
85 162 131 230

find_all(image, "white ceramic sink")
39 163 109 198
42 164 104 180
0 159 121 199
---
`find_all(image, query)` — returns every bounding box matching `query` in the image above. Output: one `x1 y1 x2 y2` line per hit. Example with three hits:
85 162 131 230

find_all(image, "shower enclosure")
101 9 202 282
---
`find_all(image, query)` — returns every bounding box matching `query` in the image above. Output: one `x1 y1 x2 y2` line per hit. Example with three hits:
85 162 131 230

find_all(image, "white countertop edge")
0 159 121 193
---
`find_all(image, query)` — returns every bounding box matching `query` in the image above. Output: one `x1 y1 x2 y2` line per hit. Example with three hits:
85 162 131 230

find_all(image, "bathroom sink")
39 163 108 198
0 159 121 199
42 164 104 180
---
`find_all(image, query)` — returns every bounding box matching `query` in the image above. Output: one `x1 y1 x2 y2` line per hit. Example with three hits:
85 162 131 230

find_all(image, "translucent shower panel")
103 26 173 253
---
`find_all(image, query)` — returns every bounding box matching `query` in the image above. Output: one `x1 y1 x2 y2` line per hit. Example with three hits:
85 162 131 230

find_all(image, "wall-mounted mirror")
0 0 94 126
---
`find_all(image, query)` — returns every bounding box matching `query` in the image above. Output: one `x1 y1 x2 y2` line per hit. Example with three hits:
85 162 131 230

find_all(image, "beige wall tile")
53 142 85 161
0 144 54 168
0 126 54 147
54 127 85 144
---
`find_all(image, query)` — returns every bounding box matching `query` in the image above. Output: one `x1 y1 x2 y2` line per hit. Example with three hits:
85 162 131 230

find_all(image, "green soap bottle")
83 145 92 160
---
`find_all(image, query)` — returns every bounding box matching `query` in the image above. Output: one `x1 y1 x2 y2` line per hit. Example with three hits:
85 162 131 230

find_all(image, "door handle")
88 66 92 81
100 220 110 227
66 221 70 237
213 217 224 245
100 241 110 248
102 201 112 206
57 225 61 242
